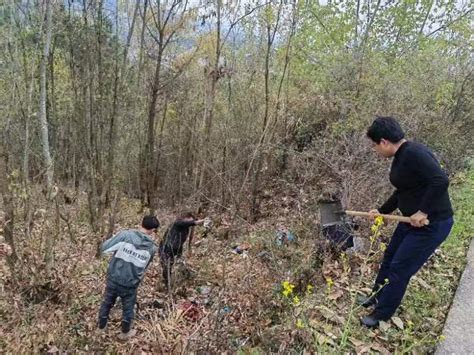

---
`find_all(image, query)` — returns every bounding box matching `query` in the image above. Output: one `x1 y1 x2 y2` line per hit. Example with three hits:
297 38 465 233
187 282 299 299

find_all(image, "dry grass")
1 170 472 353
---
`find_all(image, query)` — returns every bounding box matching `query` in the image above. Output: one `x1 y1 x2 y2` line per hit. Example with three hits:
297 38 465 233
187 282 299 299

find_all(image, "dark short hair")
142 215 160 230
367 116 405 144
178 211 195 220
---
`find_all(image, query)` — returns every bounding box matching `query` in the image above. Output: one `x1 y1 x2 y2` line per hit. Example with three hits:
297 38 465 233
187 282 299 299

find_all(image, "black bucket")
318 200 356 250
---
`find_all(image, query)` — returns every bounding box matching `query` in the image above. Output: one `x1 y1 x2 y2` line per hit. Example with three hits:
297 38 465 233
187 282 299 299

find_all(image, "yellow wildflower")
371 216 385 235
281 280 295 297
326 277 334 292
375 216 384 226
306 284 313 295
293 296 300 306
296 319 304 328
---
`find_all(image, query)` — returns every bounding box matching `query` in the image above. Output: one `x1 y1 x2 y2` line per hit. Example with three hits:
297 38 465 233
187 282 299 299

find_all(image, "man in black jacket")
360 116 454 328
160 212 205 290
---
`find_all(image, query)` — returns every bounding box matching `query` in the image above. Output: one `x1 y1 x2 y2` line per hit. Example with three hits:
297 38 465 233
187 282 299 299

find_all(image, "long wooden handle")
345 210 430 225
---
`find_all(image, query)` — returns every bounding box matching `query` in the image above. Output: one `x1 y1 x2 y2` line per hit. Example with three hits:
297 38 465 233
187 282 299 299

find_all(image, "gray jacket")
101 229 158 287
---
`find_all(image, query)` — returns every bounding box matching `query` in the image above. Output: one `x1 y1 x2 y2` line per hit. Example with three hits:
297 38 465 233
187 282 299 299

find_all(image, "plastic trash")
197 285 212 295
232 246 244 254
286 231 295 242
275 227 296 246
203 217 213 229
232 243 251 254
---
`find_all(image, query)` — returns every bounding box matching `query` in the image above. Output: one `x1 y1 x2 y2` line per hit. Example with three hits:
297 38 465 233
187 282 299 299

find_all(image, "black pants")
372 217 453 320
98 280 137 332
160 249 175 289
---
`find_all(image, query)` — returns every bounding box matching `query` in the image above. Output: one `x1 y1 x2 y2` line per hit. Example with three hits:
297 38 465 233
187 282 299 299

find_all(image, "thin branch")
425 8 473 38
220 1 273 51
308 8 340 45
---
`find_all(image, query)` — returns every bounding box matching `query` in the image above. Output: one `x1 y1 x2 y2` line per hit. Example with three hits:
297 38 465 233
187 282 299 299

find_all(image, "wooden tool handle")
345 210 430 225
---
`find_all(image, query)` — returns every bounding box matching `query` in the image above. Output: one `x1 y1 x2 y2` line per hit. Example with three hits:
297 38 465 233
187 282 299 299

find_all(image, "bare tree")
0 141 17 270
38 0 57 272
142 0 190 211
38 0 54 195
249 0 284 222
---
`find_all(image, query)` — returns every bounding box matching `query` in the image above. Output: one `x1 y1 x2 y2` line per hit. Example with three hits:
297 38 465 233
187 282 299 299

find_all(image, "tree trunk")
145 47 163 211
154 95 168 191
198 0 221 205
0 142 18 270
38 0 54 195
249 1 283 222
40 0 56 272
137 0 149 206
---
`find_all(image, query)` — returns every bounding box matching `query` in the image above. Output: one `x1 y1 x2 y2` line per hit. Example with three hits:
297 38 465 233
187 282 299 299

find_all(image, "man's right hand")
368 209 380 219
194 219 206 225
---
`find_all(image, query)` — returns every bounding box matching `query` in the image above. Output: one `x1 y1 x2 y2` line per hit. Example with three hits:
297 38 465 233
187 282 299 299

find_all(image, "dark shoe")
356 294 377 308
98 317 108 330
360 313 380 328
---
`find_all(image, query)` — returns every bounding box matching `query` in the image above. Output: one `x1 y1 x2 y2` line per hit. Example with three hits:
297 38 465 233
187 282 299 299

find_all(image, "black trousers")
372 217 453 320
160 249 175 289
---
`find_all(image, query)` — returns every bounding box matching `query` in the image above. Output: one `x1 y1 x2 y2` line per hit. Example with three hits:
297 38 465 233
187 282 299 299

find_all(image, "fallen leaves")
46 345 59 353
392 316 404 330
370 343 391 354
2 180 471 354
327 288 344 301
349 337 365 347
379 320 391 332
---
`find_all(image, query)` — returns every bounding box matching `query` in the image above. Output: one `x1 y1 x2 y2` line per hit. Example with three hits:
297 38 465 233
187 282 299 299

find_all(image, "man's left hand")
410 211 428 228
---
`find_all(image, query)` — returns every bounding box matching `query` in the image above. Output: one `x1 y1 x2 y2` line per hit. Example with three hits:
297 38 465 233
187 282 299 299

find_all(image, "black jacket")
378 141 453 222
159 219 196 257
